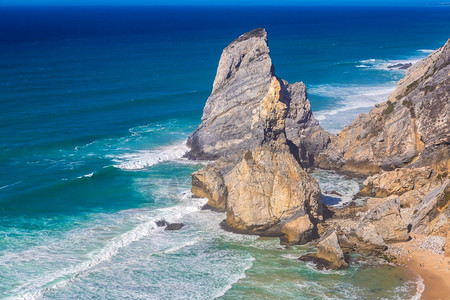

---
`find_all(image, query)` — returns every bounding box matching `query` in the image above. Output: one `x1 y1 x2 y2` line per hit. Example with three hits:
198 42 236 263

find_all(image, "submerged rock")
387 63 412 70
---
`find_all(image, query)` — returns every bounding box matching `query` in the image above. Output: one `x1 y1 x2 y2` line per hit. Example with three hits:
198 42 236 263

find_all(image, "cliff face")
316 39 450 176
186 28 330 167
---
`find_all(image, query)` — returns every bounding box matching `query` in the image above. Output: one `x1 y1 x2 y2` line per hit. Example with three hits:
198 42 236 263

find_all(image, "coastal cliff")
186 28 449 273
316 39 450 176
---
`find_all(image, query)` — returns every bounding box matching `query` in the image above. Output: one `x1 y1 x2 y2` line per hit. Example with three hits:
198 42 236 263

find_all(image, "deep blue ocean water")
1 6 449 299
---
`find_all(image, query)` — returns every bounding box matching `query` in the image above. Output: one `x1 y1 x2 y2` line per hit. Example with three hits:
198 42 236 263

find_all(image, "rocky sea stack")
187 28 327 244
186 28 449 270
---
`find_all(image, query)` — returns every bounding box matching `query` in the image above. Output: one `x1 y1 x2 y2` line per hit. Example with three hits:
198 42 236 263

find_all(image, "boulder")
359 198 410 243
224 146 322 236
165 223 184 231
300 228 348 270
354 223 388 251
280 214 314 245
155 219 168 227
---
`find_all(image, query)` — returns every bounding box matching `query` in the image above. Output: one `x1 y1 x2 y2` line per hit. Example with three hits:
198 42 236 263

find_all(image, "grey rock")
316 39 450 176
387 63 412 70
165 223 185 231
155 219 168 227
359 197 410 243
186 28 329 167
411 179 449 236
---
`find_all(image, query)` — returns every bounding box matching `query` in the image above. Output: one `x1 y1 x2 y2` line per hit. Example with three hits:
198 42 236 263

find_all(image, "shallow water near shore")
1 5 449 299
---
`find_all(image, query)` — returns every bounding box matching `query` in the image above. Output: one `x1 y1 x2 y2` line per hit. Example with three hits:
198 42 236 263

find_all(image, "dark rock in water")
165 223 184 231
329 190 342 196
299 253 335 270
155 220 168 227
387 63 412 70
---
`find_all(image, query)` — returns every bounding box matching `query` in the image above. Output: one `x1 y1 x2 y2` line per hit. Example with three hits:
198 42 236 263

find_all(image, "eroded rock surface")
316 39 450 176
300 228 348 270
224 146 321 237
189 28 324 243
360 167 439 197
186 28 330 167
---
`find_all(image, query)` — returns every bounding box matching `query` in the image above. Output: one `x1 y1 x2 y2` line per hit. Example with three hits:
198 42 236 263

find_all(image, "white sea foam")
311 169 364 207
8 192 207 300
0 180 22 190
110 141 189 170
358 57 421 71
77 172 94 179
212 256 255 299
418 49 435 54
310 83 395 133
411 275 425 300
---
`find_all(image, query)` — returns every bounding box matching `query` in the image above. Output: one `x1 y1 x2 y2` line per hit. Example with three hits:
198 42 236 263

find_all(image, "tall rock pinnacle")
186 28 330 167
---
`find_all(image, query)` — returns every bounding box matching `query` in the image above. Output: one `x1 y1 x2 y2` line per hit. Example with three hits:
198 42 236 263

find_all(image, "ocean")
0 5 449 299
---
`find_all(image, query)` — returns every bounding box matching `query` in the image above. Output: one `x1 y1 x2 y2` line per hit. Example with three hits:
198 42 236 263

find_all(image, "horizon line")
1 3 450 7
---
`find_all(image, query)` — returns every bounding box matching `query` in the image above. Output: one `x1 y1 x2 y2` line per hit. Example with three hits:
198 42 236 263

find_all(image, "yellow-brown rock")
280 215 314 245
360 167 439 197
224 146 322 237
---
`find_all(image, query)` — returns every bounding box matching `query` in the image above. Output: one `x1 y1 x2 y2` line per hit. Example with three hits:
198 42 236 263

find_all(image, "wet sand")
389 234 450 300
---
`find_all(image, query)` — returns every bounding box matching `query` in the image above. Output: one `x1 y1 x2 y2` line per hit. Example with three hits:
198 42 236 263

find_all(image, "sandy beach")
389 234 450 300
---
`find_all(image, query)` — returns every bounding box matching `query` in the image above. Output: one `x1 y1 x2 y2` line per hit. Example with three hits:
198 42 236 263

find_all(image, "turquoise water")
1 6 449 299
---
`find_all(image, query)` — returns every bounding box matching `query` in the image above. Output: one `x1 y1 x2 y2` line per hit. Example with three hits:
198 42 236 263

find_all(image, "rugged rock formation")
280 215 314 245
223 146 321 237
300 228 348 270
188 28 324 243
357 197 410 243
360 167 440 197
186 28 330 167
411 180 449 236
316 39 450 176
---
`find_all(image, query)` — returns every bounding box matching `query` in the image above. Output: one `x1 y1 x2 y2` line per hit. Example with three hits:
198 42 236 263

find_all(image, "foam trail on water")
0 180 22 190
358 58 421 71
418 49 435 54
310 83 395 133
9 193 207 300
110 141 190 170
213 256 255 299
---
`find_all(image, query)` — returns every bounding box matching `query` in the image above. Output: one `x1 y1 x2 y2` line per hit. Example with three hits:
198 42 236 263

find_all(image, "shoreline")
389 234 450 300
